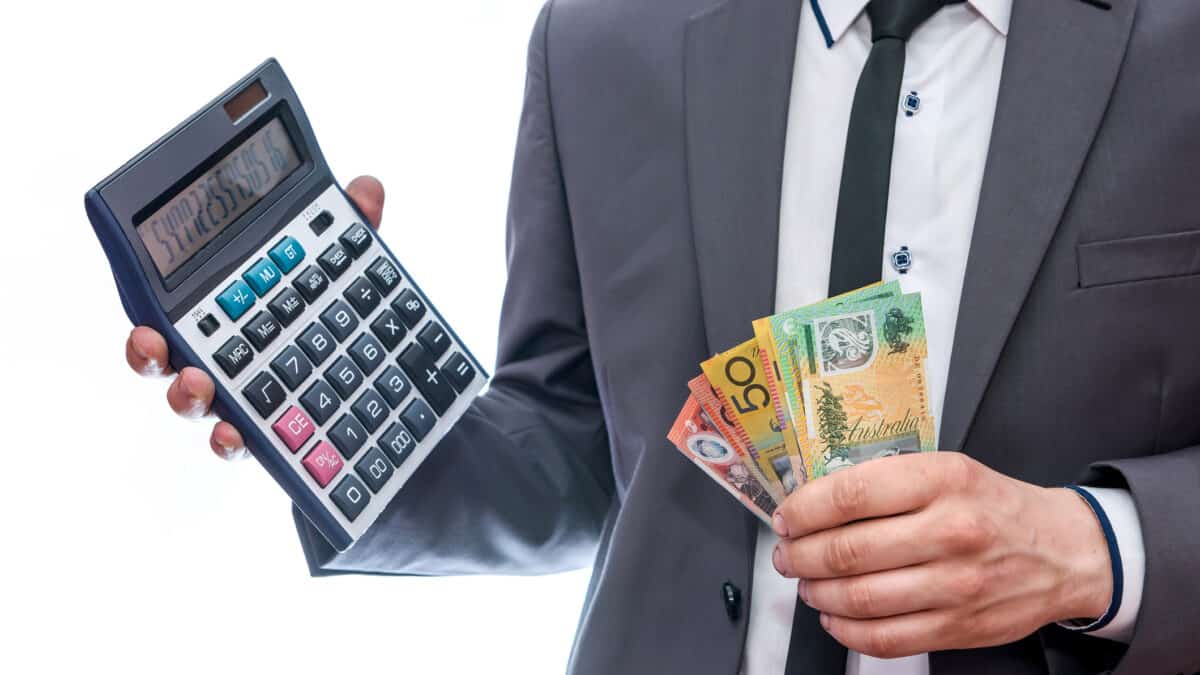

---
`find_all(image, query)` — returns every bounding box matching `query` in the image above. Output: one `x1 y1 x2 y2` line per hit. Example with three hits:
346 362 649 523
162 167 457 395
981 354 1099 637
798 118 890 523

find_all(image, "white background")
0 2 591 673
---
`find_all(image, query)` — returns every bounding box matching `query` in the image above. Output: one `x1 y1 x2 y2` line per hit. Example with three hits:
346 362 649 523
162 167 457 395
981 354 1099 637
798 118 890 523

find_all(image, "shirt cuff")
1057 486 1144 643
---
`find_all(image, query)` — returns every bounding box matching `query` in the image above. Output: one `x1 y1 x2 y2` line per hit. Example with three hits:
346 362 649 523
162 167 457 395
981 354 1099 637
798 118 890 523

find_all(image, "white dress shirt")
741 1 1144 674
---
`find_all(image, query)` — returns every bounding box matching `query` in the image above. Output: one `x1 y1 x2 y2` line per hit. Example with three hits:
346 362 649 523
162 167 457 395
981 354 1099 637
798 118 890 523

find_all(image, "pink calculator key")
272 406 315 453
302 442 344 488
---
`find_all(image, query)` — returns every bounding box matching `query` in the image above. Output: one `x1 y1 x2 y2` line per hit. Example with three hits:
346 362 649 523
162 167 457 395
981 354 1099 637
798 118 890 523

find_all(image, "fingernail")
773 545 787 576
772 511 789 538
798 578 810 603
217 442 249 462
820 613 831 631
142 358 165 377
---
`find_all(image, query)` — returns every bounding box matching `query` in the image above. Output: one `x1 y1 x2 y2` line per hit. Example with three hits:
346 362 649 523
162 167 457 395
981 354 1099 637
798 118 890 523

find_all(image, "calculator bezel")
91 59 327 324
86 59 488 551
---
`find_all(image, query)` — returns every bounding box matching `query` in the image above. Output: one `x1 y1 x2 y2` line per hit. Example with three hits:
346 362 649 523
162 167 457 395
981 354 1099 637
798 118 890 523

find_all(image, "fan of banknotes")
667 281 937 525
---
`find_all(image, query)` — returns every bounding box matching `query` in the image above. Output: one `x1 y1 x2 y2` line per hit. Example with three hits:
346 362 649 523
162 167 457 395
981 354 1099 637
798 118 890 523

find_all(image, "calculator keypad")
179 185 484 540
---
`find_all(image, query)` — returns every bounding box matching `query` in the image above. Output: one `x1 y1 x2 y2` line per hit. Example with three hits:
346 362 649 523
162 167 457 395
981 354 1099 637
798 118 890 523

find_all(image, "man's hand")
124 176 385 460
771 452 1113 659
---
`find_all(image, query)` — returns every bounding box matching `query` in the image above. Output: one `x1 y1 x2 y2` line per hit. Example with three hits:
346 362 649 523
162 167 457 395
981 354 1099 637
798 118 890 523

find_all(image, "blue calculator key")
320 300 359 342
267 286 306 327
378 422 417 467
243 372 286 419
324 355 364 400
331 475 370 521
373 365 412 408
339 222 373 258
391 288 426 329
328 413 369 459
293 265 329 303
213 335 254 378
354 447 395 493
270 345 313 391
268 236 306 274
400 397 437 441
216 279 256 320
365 257 401 295
243 258 282 297
299 379 341 425
297 322 337 366
348 333 386 375
370 309 407 351
351 388 391 433
318 243 352 280
241 311 281 351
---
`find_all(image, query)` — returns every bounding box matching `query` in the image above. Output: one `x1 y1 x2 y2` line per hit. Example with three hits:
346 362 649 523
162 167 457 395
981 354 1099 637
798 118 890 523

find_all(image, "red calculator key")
272 406 315 453
302 441 344 488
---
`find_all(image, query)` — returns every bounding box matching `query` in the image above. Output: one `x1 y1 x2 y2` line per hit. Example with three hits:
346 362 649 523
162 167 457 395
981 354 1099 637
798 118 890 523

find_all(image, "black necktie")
786 3 951 673
826 0 956 297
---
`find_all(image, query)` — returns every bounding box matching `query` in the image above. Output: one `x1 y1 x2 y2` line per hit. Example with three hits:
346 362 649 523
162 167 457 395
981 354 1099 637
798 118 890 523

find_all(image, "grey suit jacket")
294 0 1200 672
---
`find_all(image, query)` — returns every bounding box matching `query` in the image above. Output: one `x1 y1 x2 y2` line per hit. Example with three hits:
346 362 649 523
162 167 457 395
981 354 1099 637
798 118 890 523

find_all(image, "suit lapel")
940 0 1138 450
685 0 803 355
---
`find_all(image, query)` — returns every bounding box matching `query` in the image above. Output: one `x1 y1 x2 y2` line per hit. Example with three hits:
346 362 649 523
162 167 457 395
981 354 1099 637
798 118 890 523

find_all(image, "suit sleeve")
1045 447 1200 674
293 0 615 577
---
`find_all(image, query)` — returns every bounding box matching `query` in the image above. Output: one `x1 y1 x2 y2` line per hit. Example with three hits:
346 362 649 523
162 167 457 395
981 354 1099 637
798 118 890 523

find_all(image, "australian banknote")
768 291 935 479
688 374 786 504
667 396 776 524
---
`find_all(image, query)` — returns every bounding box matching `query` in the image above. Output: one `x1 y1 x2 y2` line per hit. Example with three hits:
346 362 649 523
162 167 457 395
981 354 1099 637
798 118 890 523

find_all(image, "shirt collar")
809 0 1011 47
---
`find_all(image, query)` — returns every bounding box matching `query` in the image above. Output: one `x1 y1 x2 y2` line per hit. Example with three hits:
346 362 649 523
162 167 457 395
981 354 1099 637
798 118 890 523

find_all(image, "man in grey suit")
126 0 1200 672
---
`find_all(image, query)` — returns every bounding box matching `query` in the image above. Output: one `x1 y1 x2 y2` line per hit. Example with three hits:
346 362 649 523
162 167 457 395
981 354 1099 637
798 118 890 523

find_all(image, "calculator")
85 59 487 551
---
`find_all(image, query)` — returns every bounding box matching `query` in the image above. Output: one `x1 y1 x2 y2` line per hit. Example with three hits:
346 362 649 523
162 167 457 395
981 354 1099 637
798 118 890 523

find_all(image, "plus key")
398 342 456 415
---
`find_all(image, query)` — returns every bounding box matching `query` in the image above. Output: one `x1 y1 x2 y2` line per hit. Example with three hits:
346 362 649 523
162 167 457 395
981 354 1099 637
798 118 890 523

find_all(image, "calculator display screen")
137 117 302 277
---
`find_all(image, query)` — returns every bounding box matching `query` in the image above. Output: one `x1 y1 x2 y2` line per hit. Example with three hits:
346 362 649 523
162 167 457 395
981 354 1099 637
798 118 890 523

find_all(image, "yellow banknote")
688 373 786 504
701 340 801 494
770 292 936 479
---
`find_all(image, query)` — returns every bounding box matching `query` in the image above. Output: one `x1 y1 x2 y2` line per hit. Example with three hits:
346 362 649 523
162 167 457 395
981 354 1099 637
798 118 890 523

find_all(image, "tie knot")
867 0 955 42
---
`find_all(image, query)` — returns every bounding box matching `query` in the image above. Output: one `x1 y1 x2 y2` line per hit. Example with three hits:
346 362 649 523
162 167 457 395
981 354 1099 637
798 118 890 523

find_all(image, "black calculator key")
417 321 451 359
213 335 254 378
400 398 437 441
348 333 386 375
398 343 457 415
324 355 364 400
354 447 395 493
339 222 373 258
331 475 370 521
197 313 220 337
299 379 341 425
243 372 286 418
391 288 427 329
270 345 313 391
297 322 337 366
369 309 407 351
268 286 306 327
320 300 359 342
293 265 329 303
365 257 401 295
328 413 369 460
374 365 413 408
318 243 352 280
241 311 281 351
351 388 391 433
309 210 334 236
441 352 477 393
344 277 381 318
378 422 417 467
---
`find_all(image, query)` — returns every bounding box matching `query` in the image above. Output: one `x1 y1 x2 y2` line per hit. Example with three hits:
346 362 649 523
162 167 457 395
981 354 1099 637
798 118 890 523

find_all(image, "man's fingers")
126 327 174 377
775 511 942 579
776 453 952 537
166 367 216 419
210 421 249 461
820 610 952 660
346 175 385 229
800 563 976 619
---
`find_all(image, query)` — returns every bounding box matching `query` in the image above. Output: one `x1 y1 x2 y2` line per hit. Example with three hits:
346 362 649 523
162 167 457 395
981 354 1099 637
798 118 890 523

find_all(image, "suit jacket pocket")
1078 229 1200 288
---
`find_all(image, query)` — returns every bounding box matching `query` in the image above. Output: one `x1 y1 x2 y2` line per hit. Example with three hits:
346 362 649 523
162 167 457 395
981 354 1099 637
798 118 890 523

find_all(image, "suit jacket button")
722 581 742 622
